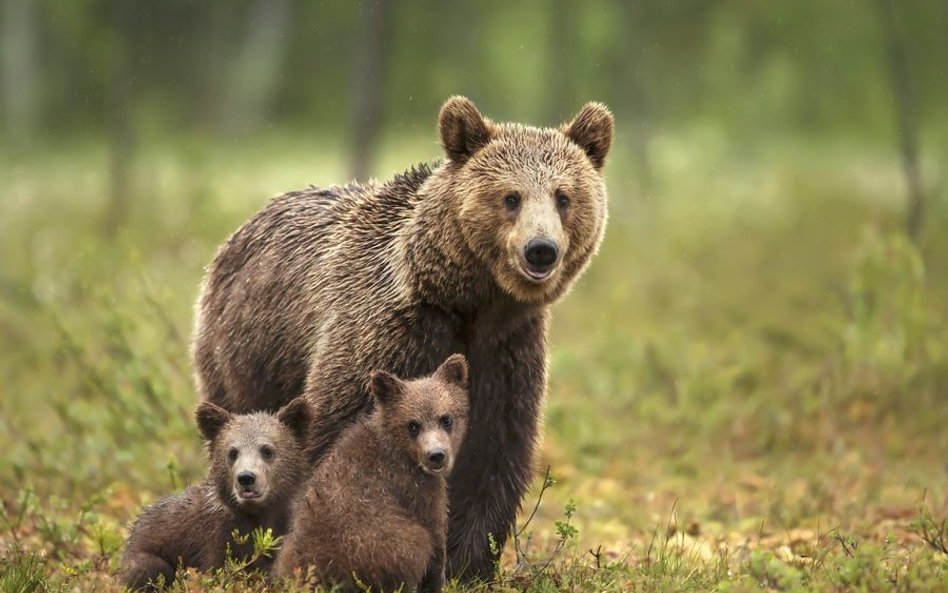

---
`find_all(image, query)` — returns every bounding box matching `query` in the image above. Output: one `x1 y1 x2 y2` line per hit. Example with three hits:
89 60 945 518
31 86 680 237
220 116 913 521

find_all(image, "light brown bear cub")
120 397 312 590
275 354 470 593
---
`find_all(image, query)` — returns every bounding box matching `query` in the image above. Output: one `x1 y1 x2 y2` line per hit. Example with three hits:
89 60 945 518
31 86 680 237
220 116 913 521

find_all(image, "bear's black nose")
525 239 558 269
428 450 446 465
237 471 256 486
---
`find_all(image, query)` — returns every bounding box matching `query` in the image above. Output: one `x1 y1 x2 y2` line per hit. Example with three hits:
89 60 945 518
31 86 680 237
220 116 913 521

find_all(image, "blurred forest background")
1 1 947 591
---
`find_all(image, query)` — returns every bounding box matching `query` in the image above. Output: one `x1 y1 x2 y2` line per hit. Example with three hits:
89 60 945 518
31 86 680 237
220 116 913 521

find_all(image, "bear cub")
274 354 470 593
120 397 312 590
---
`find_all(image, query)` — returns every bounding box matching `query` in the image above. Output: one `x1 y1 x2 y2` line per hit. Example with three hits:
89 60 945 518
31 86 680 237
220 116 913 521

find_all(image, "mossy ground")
1 132 946 591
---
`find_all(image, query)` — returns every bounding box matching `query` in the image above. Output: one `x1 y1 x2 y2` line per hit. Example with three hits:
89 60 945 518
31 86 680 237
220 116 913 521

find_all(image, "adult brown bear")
192 96 612 581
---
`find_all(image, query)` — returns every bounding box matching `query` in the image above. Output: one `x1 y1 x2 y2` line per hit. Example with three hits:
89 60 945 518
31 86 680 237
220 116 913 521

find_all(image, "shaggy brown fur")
119 398 312 590
274 355 469 593
192 96 612 580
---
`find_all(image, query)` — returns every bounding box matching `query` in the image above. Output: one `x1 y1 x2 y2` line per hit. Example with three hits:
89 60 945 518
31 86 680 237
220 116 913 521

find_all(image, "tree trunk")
196 0 236 133
1 0 39 141
350 0 391 181
105 0 135 236
219 0 291 134
546 0 575 124
614 0 653 196
874 0 925 241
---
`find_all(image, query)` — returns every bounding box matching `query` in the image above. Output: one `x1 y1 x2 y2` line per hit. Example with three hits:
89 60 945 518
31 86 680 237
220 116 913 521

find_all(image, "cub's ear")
439 96 494 165
195 402 233 442
276 397 313 440
435 353 469 388
369 370 404 405
563 102 614 170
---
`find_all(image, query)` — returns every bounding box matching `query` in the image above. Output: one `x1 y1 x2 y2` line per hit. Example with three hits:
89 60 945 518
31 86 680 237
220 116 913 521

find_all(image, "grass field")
1 131 946 592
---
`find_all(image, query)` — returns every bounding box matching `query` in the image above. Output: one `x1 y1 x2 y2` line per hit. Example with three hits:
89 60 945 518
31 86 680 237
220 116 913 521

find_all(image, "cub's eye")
555 190 570 210
503 192 521 211
440 415 453 428
407 421 420 436
228 448 238 462
260 446 274 460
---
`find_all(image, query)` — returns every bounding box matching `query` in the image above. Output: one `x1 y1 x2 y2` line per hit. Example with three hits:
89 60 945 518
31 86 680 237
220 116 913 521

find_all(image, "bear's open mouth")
520 263 556 282
235 488 263 500
421 462 449 476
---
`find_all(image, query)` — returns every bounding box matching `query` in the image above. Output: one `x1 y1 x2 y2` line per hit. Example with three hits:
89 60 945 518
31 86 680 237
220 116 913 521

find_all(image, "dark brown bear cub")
119 398 311 590
274 354 469 593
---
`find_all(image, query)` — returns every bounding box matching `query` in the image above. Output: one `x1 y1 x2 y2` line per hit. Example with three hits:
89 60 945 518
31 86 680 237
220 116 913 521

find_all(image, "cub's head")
196 397 312 514
439 96 613 304
369 354 470 477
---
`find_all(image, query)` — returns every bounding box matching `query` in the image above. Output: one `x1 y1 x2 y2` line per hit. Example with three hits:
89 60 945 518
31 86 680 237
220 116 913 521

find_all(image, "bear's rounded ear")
435 353 468 388
276 396 313 440
563 102 614 170
439 96 493 165
195 402 233 442
369 370 403 405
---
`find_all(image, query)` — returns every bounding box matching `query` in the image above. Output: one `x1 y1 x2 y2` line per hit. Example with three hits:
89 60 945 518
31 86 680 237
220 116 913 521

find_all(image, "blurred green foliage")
3 1 947 147
1 1 947 591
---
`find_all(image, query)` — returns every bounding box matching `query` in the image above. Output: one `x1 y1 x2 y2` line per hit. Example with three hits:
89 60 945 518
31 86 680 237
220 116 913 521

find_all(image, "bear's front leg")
445 315 547 582
418 537 445 593
119 551 177 591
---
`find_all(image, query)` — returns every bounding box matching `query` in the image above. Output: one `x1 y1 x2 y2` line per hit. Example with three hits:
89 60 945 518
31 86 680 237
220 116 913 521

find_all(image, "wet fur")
274 358 469 592
192 96 612 580
119 400 311 590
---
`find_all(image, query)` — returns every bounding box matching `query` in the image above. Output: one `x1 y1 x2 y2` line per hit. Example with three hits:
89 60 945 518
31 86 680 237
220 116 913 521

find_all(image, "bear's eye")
407 421 420 436
228 448 238 463
502 192 521 211
555 190 570 210
440 415 453 429
260 445 274 460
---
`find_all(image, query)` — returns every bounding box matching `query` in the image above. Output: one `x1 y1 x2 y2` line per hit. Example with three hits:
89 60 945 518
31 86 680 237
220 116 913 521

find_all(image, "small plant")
554 499 579 543
0 488 38 549
87 517 124 560
512 466 557 567
223 526 283 575
504 468 583 589
251 526 284 559
911 502 948 555
487 531 502 582
0 550 50 593
832 529 859 558
747 550 802 590
1 489 107 561
166 455 181 491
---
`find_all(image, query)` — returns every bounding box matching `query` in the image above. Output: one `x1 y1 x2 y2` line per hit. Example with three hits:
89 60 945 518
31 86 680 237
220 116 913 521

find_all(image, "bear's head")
439 96 613 304
196 397 312 515
368 354 470 477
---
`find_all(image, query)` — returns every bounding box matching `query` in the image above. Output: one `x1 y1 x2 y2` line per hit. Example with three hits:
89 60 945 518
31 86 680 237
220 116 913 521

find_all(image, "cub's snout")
419 431 452 475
